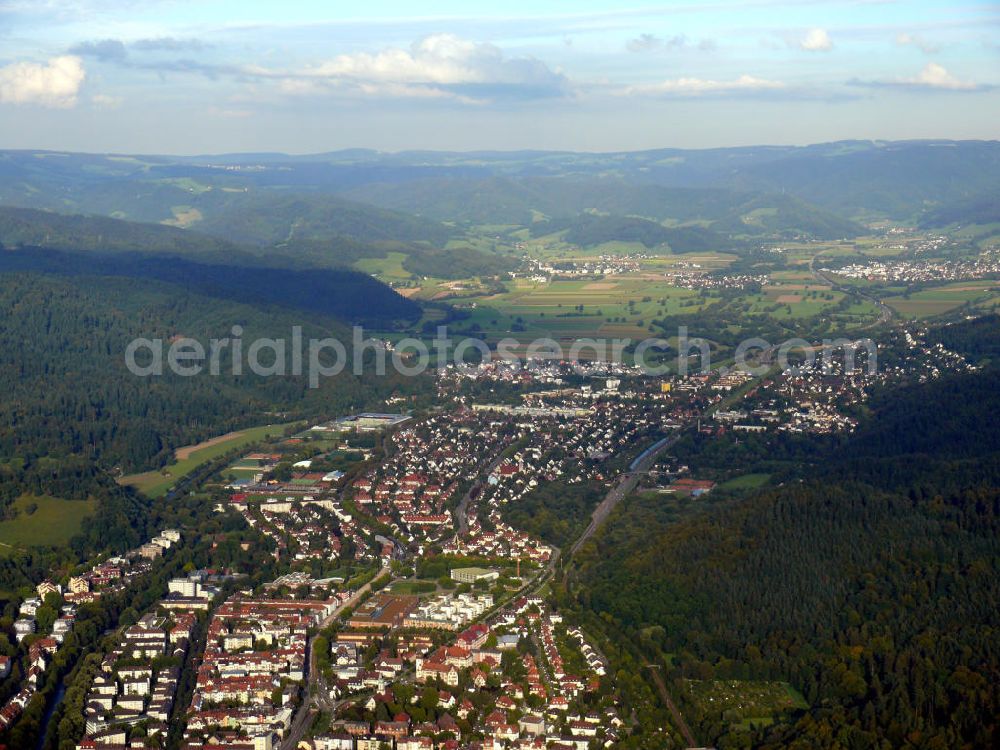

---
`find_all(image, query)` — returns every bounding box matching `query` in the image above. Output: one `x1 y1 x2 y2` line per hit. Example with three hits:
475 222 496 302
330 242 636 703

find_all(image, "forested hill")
570 357 1000 749
0 272 425 475
186 192 456 246
0 247 420 325
0 207 422 324
348 175 864 239
0 270 413 591
530 215 730 253
0 206 240 258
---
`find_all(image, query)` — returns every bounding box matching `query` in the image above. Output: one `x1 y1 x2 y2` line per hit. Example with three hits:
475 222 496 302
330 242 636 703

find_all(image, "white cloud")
297 33 568 101
90 92 121 108
902 62 976 90
851 62 980 92
896 33 939 54
799 28 832 52
627 74 785 96
626 33 715 53
0 55 85 107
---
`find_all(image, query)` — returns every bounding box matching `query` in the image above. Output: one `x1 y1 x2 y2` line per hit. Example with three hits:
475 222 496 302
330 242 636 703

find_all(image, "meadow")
0 494 97 552
448 276 722 341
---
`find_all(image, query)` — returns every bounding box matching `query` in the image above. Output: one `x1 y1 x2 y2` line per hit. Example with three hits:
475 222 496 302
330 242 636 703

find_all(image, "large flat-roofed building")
312 413 412 433
450 567 500 584
347 593 418 630
342 413 412 431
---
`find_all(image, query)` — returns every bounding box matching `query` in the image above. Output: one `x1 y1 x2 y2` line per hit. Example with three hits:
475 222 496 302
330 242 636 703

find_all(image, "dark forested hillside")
0 206 241 258
187 192 456 246
531 215 729 252
0 247 421 325
0 272 424 475
348 175 864 239
569 365 1000 749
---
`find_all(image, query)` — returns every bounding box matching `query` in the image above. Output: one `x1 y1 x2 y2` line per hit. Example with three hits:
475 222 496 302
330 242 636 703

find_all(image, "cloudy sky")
0 0 997 153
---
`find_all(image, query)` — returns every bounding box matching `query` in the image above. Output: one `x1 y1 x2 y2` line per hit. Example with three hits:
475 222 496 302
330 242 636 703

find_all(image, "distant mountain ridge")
1 140 997 261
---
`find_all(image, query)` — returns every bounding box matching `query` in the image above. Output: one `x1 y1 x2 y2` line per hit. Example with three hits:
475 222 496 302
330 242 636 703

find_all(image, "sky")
0 0 998 153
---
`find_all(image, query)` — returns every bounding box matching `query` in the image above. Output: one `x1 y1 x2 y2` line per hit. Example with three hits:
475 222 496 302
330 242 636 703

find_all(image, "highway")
811 251 894 328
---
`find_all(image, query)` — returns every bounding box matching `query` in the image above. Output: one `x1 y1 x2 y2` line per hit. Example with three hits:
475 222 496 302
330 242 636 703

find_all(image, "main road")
810 251 893 328
280 563 392 750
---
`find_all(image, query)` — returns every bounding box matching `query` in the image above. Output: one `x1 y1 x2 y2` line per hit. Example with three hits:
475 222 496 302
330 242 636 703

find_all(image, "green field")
885 282 1000 318
742 285 846 319
718 473 772 491
389 579 439 595
120 422 301 498
354 251 412 281
449 277 721 340
0 494 97 552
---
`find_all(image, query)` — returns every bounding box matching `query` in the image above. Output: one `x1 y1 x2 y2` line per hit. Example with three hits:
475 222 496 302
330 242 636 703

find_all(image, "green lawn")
718 473 772 491
120 422 301 498
0 494 97 552
389 579 439 595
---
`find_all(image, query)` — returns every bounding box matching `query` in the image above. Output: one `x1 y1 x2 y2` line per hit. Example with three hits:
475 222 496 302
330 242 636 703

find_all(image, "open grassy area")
740 287 845 319
389 579 440 595
0 494 97 552
120 422 301 498
885 282 1000 318
718 473 772 491
354 251 412 281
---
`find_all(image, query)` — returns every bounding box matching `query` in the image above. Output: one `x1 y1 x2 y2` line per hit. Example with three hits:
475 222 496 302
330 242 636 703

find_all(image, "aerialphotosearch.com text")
125 325 877 387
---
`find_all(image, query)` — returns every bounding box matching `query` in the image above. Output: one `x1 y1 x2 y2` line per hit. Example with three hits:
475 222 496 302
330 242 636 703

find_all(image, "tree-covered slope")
0 247 420 325
0 206 241 258
0 272 423 474
532 214 730 252
187 192 456 246
570 363 1000 749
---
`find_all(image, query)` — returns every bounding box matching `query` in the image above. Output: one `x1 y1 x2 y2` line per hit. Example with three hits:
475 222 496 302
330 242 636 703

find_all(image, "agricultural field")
0 494 97 552
883 281 1000 318
120 422 300 498
448 277 722 341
